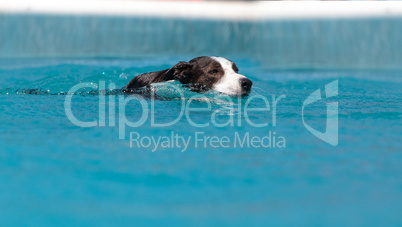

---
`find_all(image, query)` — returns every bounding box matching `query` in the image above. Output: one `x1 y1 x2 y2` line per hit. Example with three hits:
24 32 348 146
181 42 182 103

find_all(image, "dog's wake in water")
0 80 252 105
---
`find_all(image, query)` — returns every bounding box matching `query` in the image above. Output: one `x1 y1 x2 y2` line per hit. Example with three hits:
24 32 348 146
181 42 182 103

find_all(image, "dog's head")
125 56 252 96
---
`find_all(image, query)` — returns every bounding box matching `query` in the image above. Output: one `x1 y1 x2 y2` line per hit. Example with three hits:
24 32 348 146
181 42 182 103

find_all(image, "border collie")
123 56 252 96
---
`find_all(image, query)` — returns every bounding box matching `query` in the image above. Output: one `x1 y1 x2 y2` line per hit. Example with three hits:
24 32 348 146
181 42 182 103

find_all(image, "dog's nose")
240 78 253 92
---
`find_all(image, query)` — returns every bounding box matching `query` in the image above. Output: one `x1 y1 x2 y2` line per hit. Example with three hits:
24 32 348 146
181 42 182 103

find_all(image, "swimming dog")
124 56 252 96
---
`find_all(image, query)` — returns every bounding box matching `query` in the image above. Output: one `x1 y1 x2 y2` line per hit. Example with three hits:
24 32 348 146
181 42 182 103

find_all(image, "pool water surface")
0 57 401 226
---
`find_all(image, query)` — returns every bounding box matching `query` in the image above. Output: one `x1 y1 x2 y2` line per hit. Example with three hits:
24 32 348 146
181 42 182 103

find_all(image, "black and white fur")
124 56 252 96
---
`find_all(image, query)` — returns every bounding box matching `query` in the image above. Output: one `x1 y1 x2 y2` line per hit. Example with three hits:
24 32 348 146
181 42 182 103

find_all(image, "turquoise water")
0 57 401 226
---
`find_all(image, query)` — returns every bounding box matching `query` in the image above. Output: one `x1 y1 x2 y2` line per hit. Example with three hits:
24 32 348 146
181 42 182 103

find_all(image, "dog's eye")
208 69 218 74
232 64 239 73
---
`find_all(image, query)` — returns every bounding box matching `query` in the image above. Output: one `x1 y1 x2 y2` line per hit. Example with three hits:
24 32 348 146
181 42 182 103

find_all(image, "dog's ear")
123 61 193 91
164 61 193 84
123 70 167 90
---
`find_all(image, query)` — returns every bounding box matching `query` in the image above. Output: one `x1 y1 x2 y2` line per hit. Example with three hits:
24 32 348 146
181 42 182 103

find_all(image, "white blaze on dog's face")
210 57 252 96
